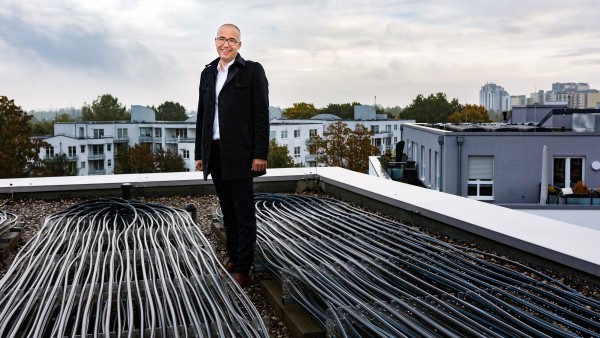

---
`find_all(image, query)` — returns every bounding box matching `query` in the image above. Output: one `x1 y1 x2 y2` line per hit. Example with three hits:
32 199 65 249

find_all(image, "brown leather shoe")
224 261 235 273
232 273 252 288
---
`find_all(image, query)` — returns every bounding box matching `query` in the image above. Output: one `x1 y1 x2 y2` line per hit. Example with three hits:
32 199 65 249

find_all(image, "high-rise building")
480 83 510 113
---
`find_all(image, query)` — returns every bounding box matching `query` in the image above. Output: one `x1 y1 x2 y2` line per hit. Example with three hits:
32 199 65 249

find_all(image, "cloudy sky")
2 0 599 113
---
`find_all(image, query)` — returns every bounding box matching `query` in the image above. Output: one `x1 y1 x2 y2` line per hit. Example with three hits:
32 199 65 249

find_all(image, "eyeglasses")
215 36 239 46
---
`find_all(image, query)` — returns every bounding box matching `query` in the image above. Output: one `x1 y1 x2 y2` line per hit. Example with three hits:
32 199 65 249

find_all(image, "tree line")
283 93 491 123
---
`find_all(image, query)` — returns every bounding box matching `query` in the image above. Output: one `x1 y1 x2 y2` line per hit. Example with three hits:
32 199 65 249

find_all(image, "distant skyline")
2 0 600 112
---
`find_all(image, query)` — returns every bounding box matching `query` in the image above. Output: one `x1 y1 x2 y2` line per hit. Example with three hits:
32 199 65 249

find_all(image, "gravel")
1 194 599 337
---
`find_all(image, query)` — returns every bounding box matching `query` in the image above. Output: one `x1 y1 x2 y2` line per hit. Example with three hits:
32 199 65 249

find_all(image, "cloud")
0 2 174 79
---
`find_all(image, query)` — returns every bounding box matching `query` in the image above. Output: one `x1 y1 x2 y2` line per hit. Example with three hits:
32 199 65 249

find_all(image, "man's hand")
195 160 203 171
251 159 267 172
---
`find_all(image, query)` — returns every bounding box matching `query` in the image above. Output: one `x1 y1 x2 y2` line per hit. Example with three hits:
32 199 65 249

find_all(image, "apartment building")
400 108 600 204
39 105 413 175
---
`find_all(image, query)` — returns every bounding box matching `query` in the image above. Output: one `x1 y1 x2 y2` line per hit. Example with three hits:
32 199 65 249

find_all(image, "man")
195 24 269 288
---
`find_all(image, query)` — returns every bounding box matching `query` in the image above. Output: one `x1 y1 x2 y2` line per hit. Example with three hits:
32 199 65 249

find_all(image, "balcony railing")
139 136 153 143
88 154 105 160
88 168 106 175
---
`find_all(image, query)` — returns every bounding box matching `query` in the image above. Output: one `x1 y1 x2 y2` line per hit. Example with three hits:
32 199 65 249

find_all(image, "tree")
154 101 188 121
267 139 295 168
447 104 492 123
0 96 48 178
283 102 319 119
30 119 54 136
318 102 361 119
39 154 79 177
115 144 186 174
385 106 403 119
399 93 461 123
155 149 186 172
82 94 129 121
310 121 379 173
115 144 154 174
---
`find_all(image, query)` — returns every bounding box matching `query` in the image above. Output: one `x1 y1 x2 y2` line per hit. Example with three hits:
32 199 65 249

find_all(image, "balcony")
139 136 153 143
88 168 106 175
114 137 129 143
88 154 105 160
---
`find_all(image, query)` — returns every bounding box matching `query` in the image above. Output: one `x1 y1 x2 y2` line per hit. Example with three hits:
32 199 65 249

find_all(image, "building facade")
39 105 413 175
400 108 600 204
480 83 511 113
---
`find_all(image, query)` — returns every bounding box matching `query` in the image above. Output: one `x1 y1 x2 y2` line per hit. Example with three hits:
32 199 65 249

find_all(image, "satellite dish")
592 161 600 171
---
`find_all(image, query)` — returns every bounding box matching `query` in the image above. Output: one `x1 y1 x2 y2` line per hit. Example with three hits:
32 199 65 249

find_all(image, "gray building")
400 109 600 204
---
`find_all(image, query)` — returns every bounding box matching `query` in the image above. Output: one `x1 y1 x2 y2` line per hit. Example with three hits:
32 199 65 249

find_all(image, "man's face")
215 25 241 64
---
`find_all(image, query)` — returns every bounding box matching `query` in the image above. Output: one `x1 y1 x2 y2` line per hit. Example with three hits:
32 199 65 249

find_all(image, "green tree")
400 93 461 123
447 104 492 123
0 96 48 178
283 102 319 119
310 121 379 173
30 119 54 136
155 149 186 172
115 144 186 174
115 144 154 174
267 139 295 168
154 101 188 121
385 106 403 119
318 102 361 119
39 154 79 177
82 94 129 121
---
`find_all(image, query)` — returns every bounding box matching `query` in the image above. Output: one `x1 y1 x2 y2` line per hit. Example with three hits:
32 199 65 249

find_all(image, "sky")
1 0 600 113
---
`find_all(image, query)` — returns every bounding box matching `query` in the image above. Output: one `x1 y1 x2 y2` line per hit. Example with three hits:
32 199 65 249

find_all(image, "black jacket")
195 54 269 180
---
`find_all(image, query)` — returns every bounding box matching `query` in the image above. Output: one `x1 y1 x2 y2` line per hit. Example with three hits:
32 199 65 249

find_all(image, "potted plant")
593 187 600 205
547 185 560 204
566 180 591 205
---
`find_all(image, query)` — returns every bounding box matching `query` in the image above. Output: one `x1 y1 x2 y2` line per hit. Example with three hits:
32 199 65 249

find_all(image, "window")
175 129 187 138
371 125 379 133
68 146 76 157
386 125 391 132
80 145 85 154
107 144 111 152
140 127 152 137
92 145 104 156
182 149 190 159
81 162 85 169
553 157 584 188
118 128 128 139
394 125 398 130
468 156 494 200
269 131 276 140
294 146 300 157
93 129 104 138
309 129 318 137
45 146 54 157
281 130 288 139
107 159 112 167
294 130 301 138
393 137 397 144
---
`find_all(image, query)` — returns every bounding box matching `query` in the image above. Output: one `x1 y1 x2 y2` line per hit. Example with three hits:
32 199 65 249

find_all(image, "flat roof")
2 167 599 278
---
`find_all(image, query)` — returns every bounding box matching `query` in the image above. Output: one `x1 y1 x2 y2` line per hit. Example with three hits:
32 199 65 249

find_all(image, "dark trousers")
209 143 256 274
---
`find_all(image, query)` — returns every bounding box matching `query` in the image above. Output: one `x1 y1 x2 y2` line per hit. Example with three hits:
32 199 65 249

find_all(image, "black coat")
195 54 269 180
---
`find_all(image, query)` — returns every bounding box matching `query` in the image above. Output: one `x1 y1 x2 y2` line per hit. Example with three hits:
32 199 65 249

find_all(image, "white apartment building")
39 105 412 175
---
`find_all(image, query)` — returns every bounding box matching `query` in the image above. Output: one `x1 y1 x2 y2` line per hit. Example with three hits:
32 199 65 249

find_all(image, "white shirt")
213 59 234 140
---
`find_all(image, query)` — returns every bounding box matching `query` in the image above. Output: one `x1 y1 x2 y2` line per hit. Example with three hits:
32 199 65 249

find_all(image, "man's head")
215 24 241 65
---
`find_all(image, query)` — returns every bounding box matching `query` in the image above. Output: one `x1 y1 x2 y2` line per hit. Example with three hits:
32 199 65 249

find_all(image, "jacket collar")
206 54 246 72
